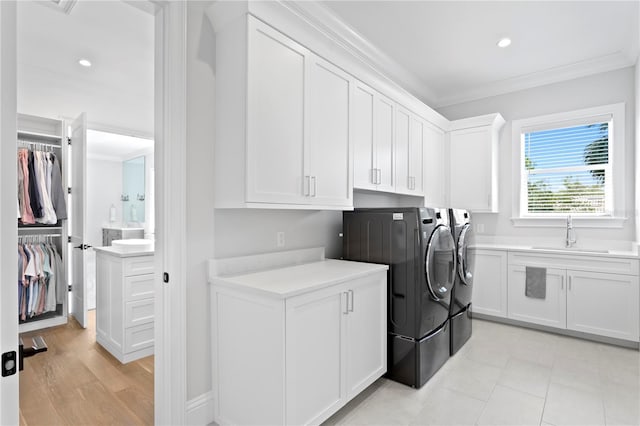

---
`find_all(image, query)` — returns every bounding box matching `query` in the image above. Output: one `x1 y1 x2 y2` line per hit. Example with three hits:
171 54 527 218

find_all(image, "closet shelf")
19 314 67 334
17 130 63 144
18 225 63 231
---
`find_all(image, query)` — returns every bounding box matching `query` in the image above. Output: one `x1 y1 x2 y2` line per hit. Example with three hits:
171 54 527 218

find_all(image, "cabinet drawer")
125 298 154 328
125 274 154 301
123 256 155 276
125 323 154 353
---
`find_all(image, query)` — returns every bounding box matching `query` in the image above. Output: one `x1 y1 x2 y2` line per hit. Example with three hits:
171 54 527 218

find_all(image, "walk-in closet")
15 1 155 424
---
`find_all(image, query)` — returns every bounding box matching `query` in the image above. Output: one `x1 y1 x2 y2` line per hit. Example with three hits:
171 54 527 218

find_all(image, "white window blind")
523 120 611 215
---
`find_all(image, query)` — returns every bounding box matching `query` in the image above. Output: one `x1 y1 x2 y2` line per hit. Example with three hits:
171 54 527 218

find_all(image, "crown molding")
282 1 438 107
434 51 636 108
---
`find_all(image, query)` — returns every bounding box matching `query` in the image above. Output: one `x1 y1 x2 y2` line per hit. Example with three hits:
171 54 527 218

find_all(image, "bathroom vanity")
94 243 155 363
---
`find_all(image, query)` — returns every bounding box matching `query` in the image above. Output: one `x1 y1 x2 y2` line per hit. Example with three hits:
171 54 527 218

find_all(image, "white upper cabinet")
353 81 395 192
448 113 505 212
395 107 424 196
422 123 446 206
307 56 353 207
215 15 352 209
246 19 307 205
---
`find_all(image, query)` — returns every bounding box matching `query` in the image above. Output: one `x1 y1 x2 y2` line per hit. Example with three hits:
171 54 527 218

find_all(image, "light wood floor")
19 310 154 426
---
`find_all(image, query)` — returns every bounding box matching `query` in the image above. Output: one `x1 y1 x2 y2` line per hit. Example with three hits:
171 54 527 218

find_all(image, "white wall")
437 67 636 248
214 209 343 259
186 2 216 401
86 157 122 246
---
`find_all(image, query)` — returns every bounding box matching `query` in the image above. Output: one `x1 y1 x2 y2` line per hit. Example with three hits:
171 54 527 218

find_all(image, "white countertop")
93 245 155 258
211 259 388 299
470 243 639 259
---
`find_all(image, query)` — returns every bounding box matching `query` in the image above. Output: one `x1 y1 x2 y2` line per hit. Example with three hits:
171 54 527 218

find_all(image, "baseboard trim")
473 313 640 350
186 391 215 425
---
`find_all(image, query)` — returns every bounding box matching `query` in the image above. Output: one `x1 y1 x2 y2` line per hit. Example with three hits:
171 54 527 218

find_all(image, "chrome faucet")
565 215 576 248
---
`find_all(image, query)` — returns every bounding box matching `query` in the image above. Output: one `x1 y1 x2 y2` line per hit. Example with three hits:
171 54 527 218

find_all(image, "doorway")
16 1 155 423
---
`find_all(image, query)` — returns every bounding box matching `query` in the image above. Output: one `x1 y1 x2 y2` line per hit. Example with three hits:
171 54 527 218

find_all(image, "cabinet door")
307 56 352 206
470 249 508 317
286 286 346 425
345 274 386 399
423 124 445 206
353 82 376 190
394 108 411 194
375 95 395 192
409 115 424 195
449 127 493 211
246 18 307 204
508 265 566 329
567 270 640 341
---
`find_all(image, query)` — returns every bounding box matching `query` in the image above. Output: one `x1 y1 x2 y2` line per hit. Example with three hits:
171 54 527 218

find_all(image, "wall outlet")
276 231 285 247
476 223 485 234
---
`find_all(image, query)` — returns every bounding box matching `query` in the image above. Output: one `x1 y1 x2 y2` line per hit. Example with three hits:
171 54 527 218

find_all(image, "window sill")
510 216 627 228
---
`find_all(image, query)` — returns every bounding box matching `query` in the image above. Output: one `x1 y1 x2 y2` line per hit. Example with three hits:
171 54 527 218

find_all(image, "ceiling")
15 0 639 139
323 1 639 107
17 0 154 148
87 129 152 161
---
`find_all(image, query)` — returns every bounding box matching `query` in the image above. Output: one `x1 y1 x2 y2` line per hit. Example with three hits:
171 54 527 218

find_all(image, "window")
512 103 626 226
524 121 610 215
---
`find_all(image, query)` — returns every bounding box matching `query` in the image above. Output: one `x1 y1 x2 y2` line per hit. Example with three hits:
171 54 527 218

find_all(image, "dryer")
448 208 475 355
343 207 456 388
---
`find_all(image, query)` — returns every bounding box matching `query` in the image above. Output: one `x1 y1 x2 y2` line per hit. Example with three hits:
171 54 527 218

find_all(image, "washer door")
425 225 456 300
458 224 474 285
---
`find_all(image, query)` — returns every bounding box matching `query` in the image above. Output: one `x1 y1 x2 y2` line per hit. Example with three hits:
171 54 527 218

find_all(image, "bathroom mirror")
122 156 145 223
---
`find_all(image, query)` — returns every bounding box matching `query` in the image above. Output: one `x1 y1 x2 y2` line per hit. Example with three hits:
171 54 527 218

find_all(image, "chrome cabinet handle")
304 175 310 196
348 289 354 312
568 276 572 291
561 276 564 290
312 176 317 197
371 169 376 185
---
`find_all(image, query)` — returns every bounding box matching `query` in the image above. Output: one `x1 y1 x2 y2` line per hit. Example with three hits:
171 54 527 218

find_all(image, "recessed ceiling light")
497 38 512 48
78 59 92 67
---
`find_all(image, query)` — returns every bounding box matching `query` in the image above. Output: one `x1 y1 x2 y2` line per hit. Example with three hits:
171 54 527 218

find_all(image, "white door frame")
0 1 18 424
0 1 188 424
153 1 188 424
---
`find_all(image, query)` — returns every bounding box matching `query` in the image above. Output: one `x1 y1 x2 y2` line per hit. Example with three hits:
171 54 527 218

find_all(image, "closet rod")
18 234 61 239
17 140 62 149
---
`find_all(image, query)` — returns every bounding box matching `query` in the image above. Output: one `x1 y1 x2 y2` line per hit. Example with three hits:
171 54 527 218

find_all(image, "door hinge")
68 236 71 243
2 351 17 377
163 272 169 283
67 187 71 194
67 137 71 145
68 285 72 292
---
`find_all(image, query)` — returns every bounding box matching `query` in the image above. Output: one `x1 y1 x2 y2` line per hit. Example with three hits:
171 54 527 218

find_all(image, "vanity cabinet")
353 81 395 192
448 114 504 212
470 248 508 318
95 248 155 363
506 251 640 342
395 107 424 196
211 260 387 425
214 15 352 210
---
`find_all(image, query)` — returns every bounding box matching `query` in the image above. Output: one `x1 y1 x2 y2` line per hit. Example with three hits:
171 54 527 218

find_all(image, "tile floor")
324 319 640 426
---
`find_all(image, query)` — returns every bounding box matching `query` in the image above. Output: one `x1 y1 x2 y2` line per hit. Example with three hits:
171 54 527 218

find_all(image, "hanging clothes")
17 240 64 321
17 147 67 225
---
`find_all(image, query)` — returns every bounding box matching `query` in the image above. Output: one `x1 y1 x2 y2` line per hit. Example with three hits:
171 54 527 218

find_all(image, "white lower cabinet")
213 271 387 425
566 270 639 341
95 250 155 363
470 249 508 317
506 252 640 342
508 265 567 329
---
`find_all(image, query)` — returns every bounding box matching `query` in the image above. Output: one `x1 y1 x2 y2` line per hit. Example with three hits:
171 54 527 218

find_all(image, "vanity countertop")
93 245 154 258
102 225 145 231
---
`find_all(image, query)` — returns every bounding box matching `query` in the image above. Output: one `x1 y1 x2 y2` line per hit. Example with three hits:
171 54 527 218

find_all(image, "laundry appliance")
342 207 456 388
448 208 475 355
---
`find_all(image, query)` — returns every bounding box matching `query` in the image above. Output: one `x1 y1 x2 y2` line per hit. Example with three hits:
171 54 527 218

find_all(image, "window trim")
511 103 626 228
